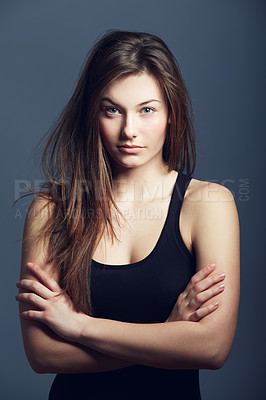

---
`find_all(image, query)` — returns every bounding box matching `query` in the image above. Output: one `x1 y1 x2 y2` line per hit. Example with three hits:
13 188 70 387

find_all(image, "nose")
121 113 138 139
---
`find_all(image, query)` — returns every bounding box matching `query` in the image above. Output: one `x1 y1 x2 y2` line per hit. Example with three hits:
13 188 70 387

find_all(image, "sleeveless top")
49 172 202 400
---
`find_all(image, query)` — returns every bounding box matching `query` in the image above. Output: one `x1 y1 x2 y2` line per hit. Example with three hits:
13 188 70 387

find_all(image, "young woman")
16 31 240 399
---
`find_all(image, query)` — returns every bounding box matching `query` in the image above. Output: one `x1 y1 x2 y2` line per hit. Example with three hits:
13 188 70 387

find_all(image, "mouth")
117 145 145 154
117 145 144 149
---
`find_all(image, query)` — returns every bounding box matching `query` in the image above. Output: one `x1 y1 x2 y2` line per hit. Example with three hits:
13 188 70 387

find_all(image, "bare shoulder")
26 193 54 226
183 178 239 243
185 178 234 204
21 194 56 279
184 178 236 217
24 193 57 241
179 178 239 253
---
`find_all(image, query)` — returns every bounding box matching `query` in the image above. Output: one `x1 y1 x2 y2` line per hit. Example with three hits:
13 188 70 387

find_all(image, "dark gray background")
2 0 265 399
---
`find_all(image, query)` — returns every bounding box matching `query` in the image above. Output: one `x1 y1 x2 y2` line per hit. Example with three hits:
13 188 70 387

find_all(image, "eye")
104 107 120 115
141 107 154 114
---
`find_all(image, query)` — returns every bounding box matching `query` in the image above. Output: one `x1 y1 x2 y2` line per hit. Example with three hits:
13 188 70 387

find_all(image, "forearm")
22 323 136 374
39 340 137 374
18 260 234 372
78 316 218 370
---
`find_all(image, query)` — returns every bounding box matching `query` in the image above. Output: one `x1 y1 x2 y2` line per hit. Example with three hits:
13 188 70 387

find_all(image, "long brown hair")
23 30 196 315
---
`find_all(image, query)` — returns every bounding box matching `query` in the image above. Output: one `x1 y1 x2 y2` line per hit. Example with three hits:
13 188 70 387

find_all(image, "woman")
16 30 240 399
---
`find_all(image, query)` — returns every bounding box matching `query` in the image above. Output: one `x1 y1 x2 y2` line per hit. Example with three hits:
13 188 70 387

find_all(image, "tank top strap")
168 171 192 218
165 171 193 260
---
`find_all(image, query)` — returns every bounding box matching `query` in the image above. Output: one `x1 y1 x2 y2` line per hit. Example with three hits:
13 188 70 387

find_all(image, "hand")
15 262 88 341
165 264 225 323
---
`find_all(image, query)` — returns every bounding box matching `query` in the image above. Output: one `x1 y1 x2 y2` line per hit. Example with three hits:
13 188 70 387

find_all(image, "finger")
16 279 52 299
15 292 46 310
187 264 216 292
194 283 225 306
192 272 226 293
190 302 219 322
185 280 224 310
27 263 61 292
189 283 225 309
19 309 45 322
184 264 216 297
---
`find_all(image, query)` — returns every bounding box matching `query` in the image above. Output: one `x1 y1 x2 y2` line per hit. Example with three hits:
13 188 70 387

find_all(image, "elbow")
26 351 54 374
31 363 47 374
205 345 230 370
27 357 46 374
207 353 227 370
29 357 50 374
200 323 235 370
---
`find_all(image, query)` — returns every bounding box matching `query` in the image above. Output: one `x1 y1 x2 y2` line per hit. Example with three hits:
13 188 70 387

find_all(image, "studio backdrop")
1 1 265 399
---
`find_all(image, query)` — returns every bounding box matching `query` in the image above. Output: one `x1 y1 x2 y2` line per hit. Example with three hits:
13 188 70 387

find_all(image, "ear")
168 115 171 124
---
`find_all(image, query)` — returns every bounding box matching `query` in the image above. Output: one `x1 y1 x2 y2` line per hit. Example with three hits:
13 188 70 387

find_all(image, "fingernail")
218 284 225 290
27 262 34 268
220 273 226 278
213 301 219 307
208 264 215 269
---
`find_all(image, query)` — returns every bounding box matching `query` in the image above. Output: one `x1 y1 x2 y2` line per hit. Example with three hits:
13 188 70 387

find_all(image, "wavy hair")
22 30 196 314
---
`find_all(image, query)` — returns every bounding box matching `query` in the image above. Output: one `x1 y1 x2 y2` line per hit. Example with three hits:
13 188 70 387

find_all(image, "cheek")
147 118 168 144
99 119 120 143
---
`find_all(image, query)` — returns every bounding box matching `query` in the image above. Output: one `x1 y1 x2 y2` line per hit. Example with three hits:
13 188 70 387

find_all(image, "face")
98 73 169 172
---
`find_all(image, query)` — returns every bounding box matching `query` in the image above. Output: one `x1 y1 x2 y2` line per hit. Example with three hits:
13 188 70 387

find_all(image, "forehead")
101 73 165 104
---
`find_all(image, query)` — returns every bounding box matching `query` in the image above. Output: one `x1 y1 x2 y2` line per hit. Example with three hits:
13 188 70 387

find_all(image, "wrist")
76 313 96 345
71 313 92 343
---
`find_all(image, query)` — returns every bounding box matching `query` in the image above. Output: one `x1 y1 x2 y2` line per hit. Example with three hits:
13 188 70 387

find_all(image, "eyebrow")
101 97 161 108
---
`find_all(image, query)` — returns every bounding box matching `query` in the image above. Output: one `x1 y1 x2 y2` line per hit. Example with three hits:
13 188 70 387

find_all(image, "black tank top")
49 172 201 400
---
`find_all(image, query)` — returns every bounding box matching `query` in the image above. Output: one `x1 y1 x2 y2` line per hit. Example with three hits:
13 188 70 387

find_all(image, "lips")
118 145 144 148
117 145 145 154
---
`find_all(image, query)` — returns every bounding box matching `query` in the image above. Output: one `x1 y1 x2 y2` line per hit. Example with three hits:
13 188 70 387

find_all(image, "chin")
111 157 145 170
118 161 143 169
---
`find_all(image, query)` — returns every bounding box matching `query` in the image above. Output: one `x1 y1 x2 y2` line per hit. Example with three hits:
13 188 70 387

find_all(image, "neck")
111 159 175 203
